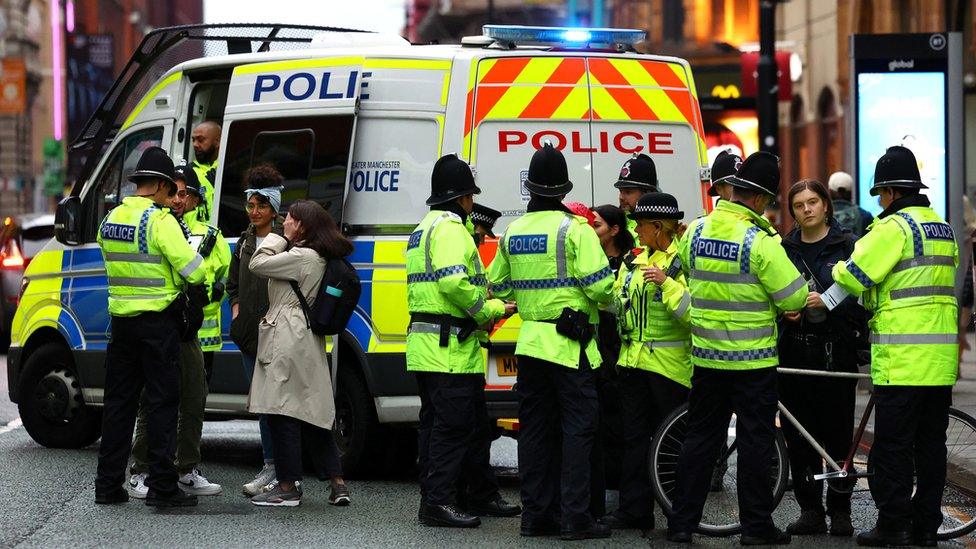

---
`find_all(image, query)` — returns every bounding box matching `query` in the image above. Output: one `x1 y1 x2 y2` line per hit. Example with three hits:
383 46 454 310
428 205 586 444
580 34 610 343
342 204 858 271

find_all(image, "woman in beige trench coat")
247 199 353 508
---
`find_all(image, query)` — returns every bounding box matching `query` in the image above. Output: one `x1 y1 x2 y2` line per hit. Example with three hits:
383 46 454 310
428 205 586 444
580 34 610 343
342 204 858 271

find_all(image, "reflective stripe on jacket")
187 218 231 351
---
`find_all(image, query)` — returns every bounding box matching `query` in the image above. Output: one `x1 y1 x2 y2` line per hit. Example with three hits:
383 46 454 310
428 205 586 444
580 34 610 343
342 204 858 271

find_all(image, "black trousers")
416 372 497 506
266 414 343 483
670 366 780 537
869 385 951 533
779 370 856 515
517 353 599 531
95 311 181 497
617 368 689 524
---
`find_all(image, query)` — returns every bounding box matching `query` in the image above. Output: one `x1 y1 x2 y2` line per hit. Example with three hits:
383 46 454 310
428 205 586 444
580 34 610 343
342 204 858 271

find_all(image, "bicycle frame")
776 367 873 481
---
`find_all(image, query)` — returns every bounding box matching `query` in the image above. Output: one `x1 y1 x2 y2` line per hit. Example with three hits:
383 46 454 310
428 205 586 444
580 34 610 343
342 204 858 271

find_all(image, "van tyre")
18 342 101 448
334 366 378 477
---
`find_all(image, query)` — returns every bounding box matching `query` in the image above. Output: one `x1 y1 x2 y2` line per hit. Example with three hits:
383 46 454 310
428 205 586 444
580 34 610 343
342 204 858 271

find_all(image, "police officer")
190 120 221 222
668 152 808 545
488 144 615 540
614 153 659 238
470 203 501 247
407 154 520 528
94 147 207 507
709 149 742 203
829 146 958 547
603 192 692 532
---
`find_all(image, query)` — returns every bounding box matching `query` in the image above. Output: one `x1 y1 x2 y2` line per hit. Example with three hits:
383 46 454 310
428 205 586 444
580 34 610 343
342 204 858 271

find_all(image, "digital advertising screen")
855 71 947 219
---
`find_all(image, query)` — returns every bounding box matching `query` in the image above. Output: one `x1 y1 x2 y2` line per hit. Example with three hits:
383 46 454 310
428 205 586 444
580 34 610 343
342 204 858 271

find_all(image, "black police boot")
600 511 654 530
145 489 198 508
467 496 522 517
666 529 693 543
911 530 938 547
520 518 561 537
829 511 854 537
786 510 827 535
560 521 612 541
740 526 792 545
419 503 481 528
855 526 912 547
94 488 129 505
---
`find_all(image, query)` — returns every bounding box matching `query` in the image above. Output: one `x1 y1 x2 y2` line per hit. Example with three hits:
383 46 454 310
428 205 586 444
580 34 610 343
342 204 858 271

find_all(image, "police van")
8 24 710 473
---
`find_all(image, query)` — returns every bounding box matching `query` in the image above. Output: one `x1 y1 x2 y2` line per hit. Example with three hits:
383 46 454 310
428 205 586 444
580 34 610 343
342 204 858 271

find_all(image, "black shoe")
829 512 854 537
419 503 481 528
600 512 654 530
145 490 198 507
912 531 937 547
467 496 522 517
94 489 129 505
787 511 827 536
521 520 561 537
855 527 912 547
741 527 792 545
666 529 693 543
561 521 612 541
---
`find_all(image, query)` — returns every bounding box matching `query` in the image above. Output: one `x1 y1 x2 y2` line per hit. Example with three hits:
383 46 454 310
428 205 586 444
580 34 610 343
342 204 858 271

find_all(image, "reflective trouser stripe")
691 326 775 341
644 340 687 350
178 253 204 278
109 277 167 287
690 270 759 284
771 275 806 301
892 255 955 273
408 322 461 335
104 252 162 264
691 297 769 312
889 286 954 300
870 333 956 345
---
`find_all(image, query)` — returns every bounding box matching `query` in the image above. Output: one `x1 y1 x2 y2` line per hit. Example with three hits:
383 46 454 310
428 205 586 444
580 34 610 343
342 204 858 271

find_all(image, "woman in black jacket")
779 179 867 538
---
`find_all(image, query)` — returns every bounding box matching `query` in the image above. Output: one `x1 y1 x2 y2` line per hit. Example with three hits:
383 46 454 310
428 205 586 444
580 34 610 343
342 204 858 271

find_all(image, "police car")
8 24 710 473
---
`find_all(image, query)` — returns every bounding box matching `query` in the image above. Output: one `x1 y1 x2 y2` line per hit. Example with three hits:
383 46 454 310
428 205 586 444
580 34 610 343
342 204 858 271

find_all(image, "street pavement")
2 343 976 547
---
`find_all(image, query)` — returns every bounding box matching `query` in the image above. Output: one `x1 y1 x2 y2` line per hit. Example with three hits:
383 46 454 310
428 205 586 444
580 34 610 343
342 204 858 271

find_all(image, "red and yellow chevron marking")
463 56 708 166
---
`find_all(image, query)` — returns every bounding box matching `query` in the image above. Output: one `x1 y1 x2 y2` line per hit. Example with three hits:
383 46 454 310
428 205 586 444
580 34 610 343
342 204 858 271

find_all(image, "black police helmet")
869 145 927 196
614 153 658 192
174 164 202 197
470 203 501 238
708 149 742 197
129 146 176 188
629 192 684 221
726 151 780 197
426 154 481 206
524 143 573 197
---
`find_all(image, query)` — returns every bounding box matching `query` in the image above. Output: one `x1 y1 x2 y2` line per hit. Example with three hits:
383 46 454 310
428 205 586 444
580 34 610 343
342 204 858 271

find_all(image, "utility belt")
785 330 836 370
787 330 834 346
410 312 479 347
537 307 595 345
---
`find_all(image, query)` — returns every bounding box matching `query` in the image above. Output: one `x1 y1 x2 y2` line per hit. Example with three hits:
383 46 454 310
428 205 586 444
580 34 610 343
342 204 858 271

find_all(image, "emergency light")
482 25 645 47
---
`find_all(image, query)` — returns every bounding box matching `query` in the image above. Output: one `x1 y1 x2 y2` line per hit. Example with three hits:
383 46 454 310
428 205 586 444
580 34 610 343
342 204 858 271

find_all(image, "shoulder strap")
290 280 312 329
665 254 683 279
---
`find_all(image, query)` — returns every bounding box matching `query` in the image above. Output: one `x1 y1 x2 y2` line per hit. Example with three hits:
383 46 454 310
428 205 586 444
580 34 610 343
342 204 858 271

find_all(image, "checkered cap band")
633 204 680 216
470 211 495 226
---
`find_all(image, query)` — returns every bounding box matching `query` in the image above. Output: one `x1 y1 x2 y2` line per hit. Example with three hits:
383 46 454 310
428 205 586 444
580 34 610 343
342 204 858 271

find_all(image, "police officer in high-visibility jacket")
470 203 501 247
667 152 808 545
708 149 742 203
828 146 958 548
190 121 221 222
602 192 691 532
94 147 207 507
615 153 659 239
407 154 520 528
488 144 615 540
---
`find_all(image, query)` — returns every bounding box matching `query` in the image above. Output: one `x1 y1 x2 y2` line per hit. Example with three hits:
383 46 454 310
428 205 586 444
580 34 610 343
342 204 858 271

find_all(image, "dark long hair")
592 204 635 253
287 200 353 259
787 179 834 225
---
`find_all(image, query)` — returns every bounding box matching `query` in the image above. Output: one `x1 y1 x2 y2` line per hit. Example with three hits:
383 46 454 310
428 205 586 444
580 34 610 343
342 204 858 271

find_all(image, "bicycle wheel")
866 406 976 540
649 402 790 536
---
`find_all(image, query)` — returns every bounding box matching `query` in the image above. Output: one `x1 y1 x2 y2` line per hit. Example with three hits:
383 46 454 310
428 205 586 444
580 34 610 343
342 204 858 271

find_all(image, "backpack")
833 201 864 237
290 257 361 336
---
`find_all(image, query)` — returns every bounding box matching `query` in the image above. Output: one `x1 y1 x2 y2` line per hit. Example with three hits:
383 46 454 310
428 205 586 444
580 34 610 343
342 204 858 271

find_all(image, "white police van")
10 24 709 473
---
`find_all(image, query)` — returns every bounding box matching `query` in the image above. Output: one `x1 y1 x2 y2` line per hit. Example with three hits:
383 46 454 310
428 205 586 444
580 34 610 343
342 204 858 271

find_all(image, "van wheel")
334 367 377 477
18 343 101 448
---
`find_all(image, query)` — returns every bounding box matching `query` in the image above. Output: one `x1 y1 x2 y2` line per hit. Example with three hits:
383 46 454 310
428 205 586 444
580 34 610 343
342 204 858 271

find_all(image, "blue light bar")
483 25 645 46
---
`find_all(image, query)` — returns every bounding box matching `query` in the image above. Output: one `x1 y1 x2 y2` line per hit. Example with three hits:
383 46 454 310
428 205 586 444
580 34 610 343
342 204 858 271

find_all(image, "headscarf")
244 186 284 213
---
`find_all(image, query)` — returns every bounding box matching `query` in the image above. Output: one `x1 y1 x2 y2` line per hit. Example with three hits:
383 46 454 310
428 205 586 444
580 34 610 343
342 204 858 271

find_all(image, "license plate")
495 354 518 377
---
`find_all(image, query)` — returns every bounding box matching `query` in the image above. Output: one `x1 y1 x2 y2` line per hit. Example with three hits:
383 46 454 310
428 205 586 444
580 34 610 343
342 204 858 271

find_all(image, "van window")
184 81 229 161
87 126 164 240
216 115 354 237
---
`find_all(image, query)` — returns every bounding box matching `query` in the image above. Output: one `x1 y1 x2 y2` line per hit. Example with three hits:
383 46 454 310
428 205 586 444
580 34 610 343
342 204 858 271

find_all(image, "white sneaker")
178 469 222 496
127 473 148 499
243 463 276 497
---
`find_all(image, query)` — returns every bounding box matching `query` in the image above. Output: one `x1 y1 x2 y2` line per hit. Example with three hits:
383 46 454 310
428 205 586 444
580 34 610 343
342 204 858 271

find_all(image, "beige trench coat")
247 233 334 429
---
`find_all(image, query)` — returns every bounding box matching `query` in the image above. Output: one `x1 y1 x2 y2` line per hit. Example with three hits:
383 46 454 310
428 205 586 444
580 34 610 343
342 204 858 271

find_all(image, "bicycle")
649 367 976 540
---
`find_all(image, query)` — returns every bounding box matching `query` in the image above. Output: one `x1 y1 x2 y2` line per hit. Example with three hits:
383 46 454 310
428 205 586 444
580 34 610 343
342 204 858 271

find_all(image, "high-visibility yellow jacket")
832 205 958 386
186 216 231 351
678 200 807 370
613 241 692 387
488 209 614 369
98 196 207 316
406 209 505 374
192 159 217 223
